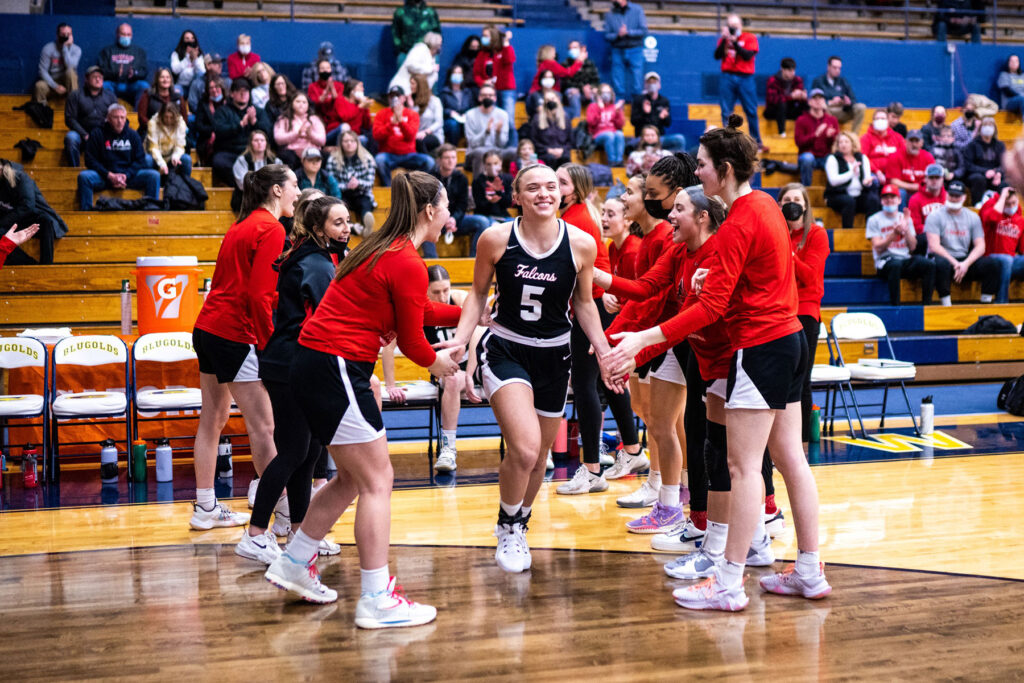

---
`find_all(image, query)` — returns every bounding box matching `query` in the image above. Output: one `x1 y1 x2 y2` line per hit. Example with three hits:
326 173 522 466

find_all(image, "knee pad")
704 421 731 492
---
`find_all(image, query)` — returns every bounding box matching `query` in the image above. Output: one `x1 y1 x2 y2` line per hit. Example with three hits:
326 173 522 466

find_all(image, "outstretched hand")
3 224 39 247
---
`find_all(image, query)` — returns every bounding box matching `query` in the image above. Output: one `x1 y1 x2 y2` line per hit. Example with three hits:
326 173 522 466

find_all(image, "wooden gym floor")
1 417 1024 680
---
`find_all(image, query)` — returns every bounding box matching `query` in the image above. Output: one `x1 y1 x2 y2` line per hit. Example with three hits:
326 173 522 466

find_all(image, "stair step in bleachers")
43 187 232 213
822 277 1024 306
27 166 214 189
114 3 523 25
821 304 1024 334
18 234 226 264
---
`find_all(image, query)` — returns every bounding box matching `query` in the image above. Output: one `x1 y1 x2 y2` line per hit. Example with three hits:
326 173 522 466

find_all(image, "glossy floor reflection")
0 544 1021 680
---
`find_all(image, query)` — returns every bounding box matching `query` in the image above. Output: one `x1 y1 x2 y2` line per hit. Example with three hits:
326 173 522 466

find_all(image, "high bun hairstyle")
698 114 759 184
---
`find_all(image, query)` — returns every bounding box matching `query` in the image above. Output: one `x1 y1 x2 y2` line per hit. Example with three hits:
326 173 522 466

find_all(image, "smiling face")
322 202 351 243
272 76 287 97
157 69 172 90
836 134 853 156
278 170 300 218
514 165 561 220
620 176 645 222
695 145 723 197
555 167 575 205
668 190 701 245
641 127 659 146
421 186 450 243
427 278 452 304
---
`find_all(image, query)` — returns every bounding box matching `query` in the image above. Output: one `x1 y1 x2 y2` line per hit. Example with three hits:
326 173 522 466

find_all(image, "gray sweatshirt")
38 40 81 89
465 106 510 151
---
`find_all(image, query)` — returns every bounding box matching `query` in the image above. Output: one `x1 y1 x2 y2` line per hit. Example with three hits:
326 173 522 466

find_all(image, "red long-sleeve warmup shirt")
609 233 641 279
788 223 830 320
657 191 801 351
562 202 611 299
194 208 285 350
299 238 461 366
605 221 677 338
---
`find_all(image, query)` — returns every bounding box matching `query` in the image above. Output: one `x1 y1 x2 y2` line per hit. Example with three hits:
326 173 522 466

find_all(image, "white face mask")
540 77 555 90
981 125 996 137
872 119 888 132
946 198 964 211
1005 204 1019 216
238 44 251 56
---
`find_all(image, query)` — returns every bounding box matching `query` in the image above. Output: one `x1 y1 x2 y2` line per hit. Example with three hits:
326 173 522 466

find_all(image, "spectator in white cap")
298 146 340 197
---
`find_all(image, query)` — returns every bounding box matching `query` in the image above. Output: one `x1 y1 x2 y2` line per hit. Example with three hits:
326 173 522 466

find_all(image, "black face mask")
644 197 672 221
185 41 197 48
318 71 331 81
781 202 805 222
480 97 495 108
328 238 348 256
544 101 558 111
964 110 976 120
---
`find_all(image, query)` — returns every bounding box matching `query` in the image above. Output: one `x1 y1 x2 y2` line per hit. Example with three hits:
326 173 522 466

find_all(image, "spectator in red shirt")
372 85 435 187
586 83 626 166
528 43 585 94
886 129 936 207
714 13 763 147
473 27 517 147
334 78 374 145
308 59 341 142
794 89 838 186
907 163 948 254
227 34 260 81
861 109 906 185
764 57 808 137
980 187 1024 302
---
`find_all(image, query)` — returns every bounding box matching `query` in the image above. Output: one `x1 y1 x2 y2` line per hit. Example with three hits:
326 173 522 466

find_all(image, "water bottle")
920 395 934 435
155 438 173 482
132 440 148 482
810 405 821 442
100 439 119 483
23 444 38 488
203 278 212 303
120 279 132 335
217 436 233 479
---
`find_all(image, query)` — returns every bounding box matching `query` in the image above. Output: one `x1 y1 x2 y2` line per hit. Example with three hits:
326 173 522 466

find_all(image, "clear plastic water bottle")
100 439 119 483
22 444 38 488
120 279 132 335
155 438 173 482
217 436 233 479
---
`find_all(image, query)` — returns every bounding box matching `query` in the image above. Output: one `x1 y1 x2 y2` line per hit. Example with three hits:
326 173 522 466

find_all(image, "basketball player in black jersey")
442 164 623 573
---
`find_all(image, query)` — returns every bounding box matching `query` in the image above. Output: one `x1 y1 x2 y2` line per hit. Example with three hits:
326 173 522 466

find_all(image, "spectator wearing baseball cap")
298 146 340 197
907 163 948 254
866 183 936 305
824 130 879 229
795 87 839 186
629 71 685 151
924 179 1000 305
372 84 435 187
886 128 936 208
64 65 117 167
211 76 273 186
301 41 349 91
188 52 224 113
979 187 1024 302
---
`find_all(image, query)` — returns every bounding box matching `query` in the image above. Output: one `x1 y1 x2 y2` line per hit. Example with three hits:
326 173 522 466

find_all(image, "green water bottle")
810 405 821 442
132 440 148 482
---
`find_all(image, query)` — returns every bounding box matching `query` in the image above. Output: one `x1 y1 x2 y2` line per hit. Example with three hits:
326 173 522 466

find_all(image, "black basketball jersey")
491 218 577 344
423 296 458 346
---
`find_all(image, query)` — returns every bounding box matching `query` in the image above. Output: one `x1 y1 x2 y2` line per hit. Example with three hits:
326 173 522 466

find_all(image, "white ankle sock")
753 514 769 546
719 559 745 588
500 499 522 517
648 470 662 489
659 484 679 506
360 565 390 595
704 520 728 556
520 505 532 517
940 295 952 306
442 430 457 449
981 294 994 303
795 549 821 577
196 487 215 510
286 528 320 563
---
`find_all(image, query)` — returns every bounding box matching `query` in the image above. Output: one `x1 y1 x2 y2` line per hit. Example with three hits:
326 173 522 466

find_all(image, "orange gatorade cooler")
134 256 202 334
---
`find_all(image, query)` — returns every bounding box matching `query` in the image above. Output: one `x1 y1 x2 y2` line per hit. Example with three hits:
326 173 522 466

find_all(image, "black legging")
798 314 820 443
250 378 323 529
570 305 640 465
684 352 708 512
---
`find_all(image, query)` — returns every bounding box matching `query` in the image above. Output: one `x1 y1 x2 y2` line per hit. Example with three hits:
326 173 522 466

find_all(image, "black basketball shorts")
290 345 385 446
193 327 260 384
726 331 807 411
475 330 572 418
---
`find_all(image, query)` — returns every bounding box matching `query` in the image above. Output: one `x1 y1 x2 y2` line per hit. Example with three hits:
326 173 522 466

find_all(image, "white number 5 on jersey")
520 285 544 321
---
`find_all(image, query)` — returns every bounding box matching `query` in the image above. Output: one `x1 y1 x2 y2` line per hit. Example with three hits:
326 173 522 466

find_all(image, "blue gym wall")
0 12 1020 115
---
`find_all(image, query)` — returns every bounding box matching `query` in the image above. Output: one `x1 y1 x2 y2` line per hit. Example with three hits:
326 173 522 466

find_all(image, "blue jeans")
798 153 827 187
460 214 503 256
374 152 435 187
443 118 464 145
65 130 83 167
103 80 149 108
610 46 644 100
594 130 626 165
990 253 1024 303
499 89 518 147
1005 95 1024 116
720 71 761 142
146 153 192 176
564 89 582 120
661 133 686 152
77 168 161 210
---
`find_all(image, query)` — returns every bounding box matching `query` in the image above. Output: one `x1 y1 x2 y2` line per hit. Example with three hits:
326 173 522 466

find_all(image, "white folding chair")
0 337 49 467
811 322 864 437
50 335 130 480
830 313 918 435
382 379 440 467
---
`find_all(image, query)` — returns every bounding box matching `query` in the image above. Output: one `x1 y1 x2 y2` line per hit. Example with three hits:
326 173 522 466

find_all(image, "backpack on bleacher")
964 315 1017 334
997 376 1024 416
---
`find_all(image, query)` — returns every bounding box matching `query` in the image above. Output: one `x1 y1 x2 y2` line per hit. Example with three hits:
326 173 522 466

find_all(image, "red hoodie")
980 195 1024 256
372 107 419 155
860 128 905 177
789 223 830 320
473 46 516 91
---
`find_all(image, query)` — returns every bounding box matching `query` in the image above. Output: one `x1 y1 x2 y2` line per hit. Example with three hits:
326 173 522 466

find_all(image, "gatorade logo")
147 275 191 319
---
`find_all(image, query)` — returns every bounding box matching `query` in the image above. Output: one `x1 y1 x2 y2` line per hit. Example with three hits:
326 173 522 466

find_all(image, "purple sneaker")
625 501 684 534
680 486 691 507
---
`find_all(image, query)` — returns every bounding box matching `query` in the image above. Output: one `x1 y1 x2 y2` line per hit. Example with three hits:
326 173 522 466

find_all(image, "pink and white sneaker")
673 566 749 612
625 501 684 534
759 563 832 599
355 576 437 629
